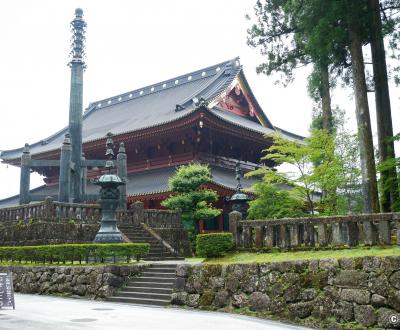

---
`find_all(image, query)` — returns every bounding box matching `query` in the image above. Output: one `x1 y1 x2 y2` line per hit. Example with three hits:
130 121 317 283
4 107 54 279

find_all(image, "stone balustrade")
117 201 182 228
0 198 181 229
0 197 101 223
229 211 400 249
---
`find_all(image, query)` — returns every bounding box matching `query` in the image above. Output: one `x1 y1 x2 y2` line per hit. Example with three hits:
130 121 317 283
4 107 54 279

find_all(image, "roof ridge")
85 57 240 114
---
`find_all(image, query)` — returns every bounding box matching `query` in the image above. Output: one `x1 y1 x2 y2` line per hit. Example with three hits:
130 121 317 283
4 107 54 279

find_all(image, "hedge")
0 243 149 264
196 233 233 258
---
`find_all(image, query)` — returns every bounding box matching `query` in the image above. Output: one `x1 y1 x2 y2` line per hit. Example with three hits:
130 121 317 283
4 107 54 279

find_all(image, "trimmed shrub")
0 243 149 264
196 233 233 258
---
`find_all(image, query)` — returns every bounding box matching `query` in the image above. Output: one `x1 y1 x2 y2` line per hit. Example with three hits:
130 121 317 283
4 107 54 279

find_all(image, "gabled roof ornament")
224 62 233 76
175 104 185 112
192 96 209 109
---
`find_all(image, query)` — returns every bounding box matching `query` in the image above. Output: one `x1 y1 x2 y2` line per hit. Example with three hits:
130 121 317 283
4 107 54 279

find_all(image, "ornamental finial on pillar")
235 161 243 192
69 8 87 67
23 143 30 154
105 133 115 173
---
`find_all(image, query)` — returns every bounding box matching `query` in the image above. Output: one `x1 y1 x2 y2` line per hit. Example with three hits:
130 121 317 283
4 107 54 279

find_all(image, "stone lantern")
93 134 125 243
230 162 251 219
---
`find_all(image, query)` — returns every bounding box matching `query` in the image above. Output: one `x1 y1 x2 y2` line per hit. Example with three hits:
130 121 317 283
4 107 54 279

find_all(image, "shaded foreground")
0 294 307 330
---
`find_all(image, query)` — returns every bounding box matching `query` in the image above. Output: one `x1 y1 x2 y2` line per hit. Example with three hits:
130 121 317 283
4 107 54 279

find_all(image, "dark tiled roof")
1 58 245 160
1 57 303 161
0 165 258 208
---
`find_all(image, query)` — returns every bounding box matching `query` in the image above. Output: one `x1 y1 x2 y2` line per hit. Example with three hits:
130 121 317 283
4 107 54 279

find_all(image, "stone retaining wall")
0 264 146 299
173 257 400 329
0 222 99 246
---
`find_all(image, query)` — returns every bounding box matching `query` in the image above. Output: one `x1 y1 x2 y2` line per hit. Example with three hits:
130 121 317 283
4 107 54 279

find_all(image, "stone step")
128 236 157 240
143 256 183 261
122 286 173 294
130 239 159 244
146 268 176 274
131 276 176 283
148 264 178 269
126 281 175 289
147 253 175 257
107 296 170 306
117 292 171 300
141 272 176 278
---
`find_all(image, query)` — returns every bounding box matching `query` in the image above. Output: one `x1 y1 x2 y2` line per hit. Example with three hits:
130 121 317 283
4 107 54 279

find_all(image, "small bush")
196 233 233 258
0 243 149 264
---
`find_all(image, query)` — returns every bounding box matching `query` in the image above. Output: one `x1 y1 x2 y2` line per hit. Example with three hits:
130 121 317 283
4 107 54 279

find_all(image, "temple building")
0 11 302 232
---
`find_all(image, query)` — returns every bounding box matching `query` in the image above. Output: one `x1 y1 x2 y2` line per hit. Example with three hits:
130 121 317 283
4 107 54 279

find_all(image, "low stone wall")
0 264 146 298
0 222 99 246
173 257 400 329
156 228 191 257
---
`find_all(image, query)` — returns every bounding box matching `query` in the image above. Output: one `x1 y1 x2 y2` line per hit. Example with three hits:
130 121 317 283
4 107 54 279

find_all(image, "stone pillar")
347 222 359 246
255 226 263 248
228 211 242 247
117 142 127 210
279 224 289 248
379 220 391 245
264 226 273 249
288 224 299 247
363 221 378 246
303 224 315 246
81 153 87 199
130 201 144 226
68 9 86 203
332 223 343 246
243 226 252 248
44 196 55 220
317 223 328 246
19 143 31 205
59 134 72 202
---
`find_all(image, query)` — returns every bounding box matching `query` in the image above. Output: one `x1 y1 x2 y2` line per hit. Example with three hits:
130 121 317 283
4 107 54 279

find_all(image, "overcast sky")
0 0 399 200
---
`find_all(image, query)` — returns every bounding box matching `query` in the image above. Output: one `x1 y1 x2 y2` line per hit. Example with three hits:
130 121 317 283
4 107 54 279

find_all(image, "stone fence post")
129 201 144 226
44 196 55 220
229 211 242 247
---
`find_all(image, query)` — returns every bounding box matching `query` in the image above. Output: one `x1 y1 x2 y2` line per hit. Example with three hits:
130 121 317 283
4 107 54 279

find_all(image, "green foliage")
0 243 149 264
246 182 305 219
196 233 233 258
161 164 221 232
378 133 400 211
167 163 212 193
248 118 362 215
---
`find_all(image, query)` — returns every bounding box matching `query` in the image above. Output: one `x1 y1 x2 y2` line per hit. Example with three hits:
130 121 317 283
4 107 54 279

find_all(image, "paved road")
0 294 309 330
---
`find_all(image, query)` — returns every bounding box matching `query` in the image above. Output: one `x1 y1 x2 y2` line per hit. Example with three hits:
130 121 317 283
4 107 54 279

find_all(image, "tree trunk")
320 62 333 132
369 0 399 211
347 8 380 213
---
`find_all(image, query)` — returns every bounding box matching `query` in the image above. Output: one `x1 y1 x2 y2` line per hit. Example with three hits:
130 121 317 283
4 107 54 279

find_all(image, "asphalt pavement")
0 294 309 330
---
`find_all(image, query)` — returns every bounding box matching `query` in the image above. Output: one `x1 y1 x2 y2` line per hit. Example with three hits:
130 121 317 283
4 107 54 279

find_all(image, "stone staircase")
107 264 177 306
119 225 182 261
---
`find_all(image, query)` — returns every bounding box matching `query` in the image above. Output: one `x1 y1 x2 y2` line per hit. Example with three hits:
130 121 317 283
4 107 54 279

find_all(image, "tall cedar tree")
345 0 379 213
368 0 399 211
247 0 399 213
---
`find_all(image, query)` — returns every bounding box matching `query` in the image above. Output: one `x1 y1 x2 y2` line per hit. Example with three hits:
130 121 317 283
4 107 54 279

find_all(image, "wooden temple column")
19 143 31 205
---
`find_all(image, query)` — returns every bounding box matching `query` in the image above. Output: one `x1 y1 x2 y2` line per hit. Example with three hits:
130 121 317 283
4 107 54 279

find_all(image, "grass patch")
205 245 400 264
184 257 205 263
